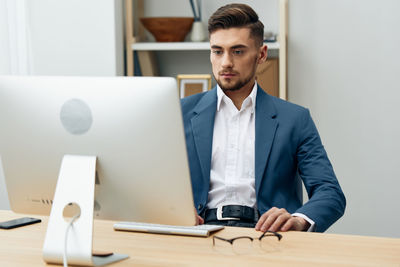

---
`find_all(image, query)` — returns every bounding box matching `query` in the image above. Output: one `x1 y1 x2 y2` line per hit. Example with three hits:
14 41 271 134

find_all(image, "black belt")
204 205 259 222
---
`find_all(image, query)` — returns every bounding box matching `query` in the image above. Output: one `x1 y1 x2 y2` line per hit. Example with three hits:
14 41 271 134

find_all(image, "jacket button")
197 204 203 210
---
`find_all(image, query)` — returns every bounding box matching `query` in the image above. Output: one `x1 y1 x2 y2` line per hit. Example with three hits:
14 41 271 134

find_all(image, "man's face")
210 27 266 92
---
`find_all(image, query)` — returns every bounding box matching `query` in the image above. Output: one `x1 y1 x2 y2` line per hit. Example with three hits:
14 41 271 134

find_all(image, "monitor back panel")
0 76 196 226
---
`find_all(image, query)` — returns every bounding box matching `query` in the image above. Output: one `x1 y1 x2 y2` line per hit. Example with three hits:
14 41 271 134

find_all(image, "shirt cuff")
292 213 315 232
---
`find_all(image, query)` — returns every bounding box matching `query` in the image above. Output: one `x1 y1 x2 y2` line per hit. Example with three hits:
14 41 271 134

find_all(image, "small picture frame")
177 74 212 98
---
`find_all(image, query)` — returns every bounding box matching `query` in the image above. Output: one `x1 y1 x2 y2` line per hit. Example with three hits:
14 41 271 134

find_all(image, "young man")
181 3 345 232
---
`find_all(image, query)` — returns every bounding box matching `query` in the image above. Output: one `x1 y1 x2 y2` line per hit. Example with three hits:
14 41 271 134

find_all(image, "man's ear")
258 44 268 64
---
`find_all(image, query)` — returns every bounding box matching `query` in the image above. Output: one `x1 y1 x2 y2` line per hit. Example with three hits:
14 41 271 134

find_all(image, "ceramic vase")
190 21 206 42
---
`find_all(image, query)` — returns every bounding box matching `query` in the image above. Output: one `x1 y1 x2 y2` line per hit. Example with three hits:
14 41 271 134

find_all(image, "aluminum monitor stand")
43 155 128 266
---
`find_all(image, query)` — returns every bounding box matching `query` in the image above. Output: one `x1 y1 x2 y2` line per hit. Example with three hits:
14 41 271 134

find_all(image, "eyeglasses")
212 231 282 253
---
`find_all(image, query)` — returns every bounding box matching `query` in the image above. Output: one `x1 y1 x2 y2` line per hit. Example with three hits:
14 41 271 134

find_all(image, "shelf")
132 42 209 51
131 41 280 51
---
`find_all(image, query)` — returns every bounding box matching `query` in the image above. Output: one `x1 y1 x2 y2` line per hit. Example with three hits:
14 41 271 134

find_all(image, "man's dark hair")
208 3 264 46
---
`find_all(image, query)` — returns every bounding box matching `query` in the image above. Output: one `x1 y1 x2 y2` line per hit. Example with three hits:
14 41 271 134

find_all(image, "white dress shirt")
207 82 315 231
207 83 257 209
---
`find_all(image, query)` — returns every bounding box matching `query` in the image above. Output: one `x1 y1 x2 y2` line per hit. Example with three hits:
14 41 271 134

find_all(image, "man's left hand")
255 207 310 232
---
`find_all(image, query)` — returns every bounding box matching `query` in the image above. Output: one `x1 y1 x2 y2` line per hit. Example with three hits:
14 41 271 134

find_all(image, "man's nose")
221 53 233 68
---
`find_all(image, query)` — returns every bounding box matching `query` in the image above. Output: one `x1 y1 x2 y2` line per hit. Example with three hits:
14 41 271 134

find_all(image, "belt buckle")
216 206 240 221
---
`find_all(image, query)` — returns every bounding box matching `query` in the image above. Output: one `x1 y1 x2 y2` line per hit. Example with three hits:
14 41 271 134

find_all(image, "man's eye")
212 50 222 55
233 50 243 55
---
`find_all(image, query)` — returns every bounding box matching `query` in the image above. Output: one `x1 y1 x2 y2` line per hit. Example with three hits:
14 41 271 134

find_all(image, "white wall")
27 0 124 76
0 0 124 76
288 0 400 237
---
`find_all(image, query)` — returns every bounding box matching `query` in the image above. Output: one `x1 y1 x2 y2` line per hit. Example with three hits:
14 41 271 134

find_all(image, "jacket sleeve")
294 109 346 232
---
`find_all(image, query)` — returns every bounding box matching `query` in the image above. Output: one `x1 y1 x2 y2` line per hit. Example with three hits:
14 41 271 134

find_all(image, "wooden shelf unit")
124 0 288 100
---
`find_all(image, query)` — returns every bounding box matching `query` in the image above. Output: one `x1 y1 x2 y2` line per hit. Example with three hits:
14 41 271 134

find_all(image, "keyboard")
113 222 224 237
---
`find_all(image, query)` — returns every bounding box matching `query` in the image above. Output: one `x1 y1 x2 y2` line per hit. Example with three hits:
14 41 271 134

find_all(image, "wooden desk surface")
1 210 399 266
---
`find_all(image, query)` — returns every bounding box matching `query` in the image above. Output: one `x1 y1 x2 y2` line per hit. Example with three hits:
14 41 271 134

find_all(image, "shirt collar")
216 82 258 113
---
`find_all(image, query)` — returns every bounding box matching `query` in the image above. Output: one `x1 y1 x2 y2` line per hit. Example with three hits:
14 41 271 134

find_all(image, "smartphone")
0 217 41 229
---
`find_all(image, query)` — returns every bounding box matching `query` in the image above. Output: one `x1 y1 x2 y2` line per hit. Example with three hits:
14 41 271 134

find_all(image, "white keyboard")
113 222 224 237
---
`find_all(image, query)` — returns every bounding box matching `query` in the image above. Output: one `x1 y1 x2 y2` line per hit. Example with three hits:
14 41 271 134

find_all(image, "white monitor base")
43 155 128 266
91 254 128 266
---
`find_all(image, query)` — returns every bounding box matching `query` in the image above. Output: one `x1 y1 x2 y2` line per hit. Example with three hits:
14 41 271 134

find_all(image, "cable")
63 213 80 267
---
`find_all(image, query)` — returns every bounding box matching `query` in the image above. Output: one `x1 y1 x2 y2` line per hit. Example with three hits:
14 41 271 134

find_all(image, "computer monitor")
0 75 196 226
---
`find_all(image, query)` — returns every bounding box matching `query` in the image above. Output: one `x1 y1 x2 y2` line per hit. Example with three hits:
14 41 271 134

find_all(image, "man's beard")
215 73 252 92
215 57 258 92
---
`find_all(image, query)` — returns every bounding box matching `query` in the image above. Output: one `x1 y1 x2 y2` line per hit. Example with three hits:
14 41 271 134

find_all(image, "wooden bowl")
140 17 194 42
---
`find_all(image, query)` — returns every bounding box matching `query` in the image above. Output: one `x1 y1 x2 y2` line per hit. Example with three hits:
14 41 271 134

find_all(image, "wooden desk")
1 210 399 266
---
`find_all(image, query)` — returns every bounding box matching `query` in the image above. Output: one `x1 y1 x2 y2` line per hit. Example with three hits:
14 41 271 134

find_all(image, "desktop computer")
0 75 198 265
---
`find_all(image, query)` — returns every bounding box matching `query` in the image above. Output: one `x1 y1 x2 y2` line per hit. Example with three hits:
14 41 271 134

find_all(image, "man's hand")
196 214 204 225
255 207 310 232
195 208 204 225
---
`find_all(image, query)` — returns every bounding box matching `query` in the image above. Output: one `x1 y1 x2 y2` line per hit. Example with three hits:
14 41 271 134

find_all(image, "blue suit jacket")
181 86 346 232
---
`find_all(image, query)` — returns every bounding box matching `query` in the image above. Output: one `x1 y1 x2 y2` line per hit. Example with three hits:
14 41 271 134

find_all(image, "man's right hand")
255 207 309 232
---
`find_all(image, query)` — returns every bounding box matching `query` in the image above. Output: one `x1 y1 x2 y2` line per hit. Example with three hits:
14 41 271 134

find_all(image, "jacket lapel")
191 89 217 183
255 87 278 195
